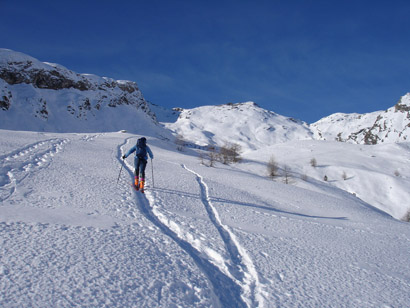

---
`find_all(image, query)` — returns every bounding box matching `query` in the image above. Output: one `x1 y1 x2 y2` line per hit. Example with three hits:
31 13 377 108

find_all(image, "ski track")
119 139 248 308
182 164 265 308
79 133 106 142
0 138 69 202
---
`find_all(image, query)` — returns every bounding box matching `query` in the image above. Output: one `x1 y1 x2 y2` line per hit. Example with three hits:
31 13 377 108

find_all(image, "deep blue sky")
2 0 410 122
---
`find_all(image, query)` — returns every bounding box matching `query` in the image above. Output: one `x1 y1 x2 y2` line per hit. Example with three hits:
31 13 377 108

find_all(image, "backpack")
136 138 147 159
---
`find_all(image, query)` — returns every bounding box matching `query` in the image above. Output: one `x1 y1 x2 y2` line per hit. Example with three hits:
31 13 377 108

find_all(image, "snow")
1 129 409 308
239 140 410 220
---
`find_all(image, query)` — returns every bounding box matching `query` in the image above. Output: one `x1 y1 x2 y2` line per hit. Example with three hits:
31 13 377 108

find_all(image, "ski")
131 183 145 193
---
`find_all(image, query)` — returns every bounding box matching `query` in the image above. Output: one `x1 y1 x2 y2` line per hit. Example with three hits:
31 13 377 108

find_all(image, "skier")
122 137 154 193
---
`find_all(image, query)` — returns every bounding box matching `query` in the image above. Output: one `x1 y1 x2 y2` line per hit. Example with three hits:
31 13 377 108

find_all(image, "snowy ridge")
311 93 410 144
164 93 410 149
0 49 157 133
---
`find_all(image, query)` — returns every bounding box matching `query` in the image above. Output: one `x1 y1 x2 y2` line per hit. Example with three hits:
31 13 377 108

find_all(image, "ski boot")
134 176 139 190
140 178 145 193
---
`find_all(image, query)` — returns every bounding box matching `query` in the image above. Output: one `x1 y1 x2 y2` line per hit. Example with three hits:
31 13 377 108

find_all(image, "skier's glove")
122 155 126 159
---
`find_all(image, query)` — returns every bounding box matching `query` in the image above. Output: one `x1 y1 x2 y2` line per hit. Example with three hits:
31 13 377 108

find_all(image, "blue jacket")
124 144 154 160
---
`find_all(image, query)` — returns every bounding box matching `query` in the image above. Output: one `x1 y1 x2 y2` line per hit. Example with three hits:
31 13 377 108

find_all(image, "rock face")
311 93 410 145
0 49 156 132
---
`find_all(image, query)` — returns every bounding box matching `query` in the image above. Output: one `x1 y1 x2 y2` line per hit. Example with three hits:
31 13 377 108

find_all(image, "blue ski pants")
134 157 147 179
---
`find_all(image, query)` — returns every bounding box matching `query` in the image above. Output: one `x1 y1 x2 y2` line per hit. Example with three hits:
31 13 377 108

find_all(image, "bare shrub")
283 165 292 184
175 134 186 152
310 158 317 168
230 143 242 163
401 209 410 222
342 171 347 180
267 155 279 179
220 142 242 165
205 145 218 167
199 152 205 165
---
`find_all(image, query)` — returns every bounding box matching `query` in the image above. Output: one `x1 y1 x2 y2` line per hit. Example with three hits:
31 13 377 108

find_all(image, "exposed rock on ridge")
311 93 410 145
0 49 156 132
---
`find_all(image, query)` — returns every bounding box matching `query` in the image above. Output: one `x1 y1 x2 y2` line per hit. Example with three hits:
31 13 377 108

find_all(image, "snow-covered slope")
147 102 181 123
239 139 410 220
0 49 157 133
159 98 410 220
311 93 410 144
1 129 409 307
165 102 313 152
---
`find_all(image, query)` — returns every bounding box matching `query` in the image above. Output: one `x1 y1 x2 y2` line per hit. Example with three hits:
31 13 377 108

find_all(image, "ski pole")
117 157 124 184
151 158 154 188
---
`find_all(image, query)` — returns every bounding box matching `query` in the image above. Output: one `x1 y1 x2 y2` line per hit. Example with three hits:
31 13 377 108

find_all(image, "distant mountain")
165 102 314 152
0 49 157 133
162 95 410 150
2 49 410 147
311 93 410 144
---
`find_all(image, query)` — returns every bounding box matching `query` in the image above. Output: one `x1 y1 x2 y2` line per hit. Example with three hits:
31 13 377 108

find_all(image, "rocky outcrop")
1 89 12 110
0 62 90 91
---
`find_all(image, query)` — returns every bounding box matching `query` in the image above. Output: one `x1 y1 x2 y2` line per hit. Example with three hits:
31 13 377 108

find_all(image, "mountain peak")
166 102 313 151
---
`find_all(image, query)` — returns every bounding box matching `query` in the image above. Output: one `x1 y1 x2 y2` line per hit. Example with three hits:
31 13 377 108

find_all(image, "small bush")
206 145 218 167
175 135 186 152
267 155 279 179
401 209 410 222
283 165 291 184
199 152 205 165
310 158 317 168
220 142 242 164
